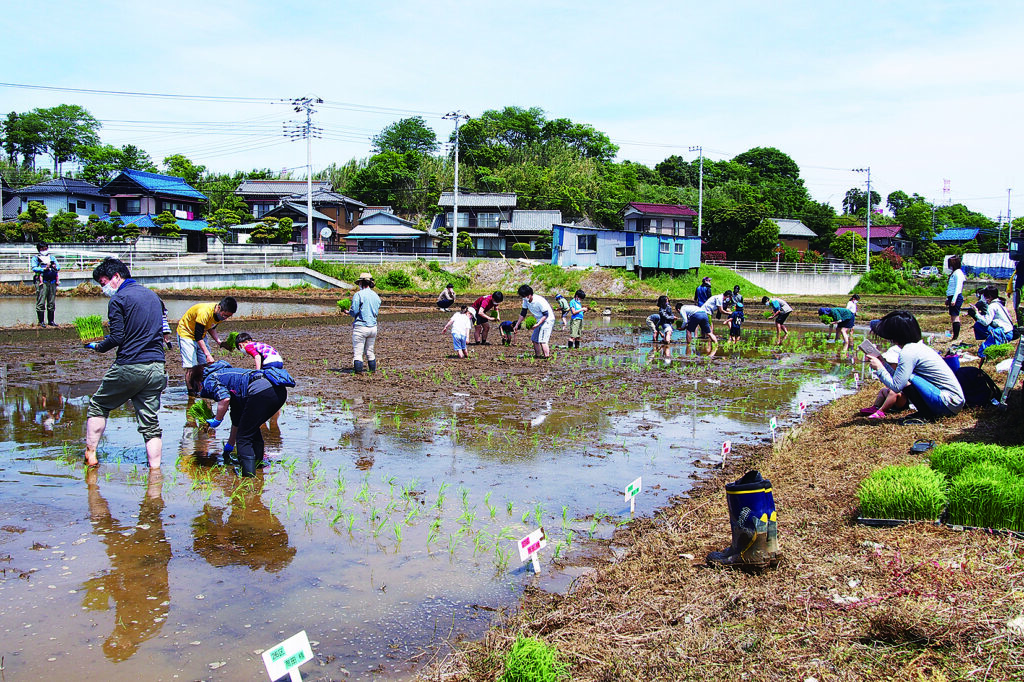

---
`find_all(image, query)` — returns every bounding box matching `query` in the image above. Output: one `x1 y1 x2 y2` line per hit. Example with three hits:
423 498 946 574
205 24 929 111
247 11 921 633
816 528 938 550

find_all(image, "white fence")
712 260 869 274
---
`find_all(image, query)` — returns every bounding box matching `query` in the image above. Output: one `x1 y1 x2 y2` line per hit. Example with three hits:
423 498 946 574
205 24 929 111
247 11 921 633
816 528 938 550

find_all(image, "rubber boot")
353 360 364 374
367 359 377 373
47 310 57 327
37 311 45 327
574 339 580 349
706 470 780 568
952 321 961 340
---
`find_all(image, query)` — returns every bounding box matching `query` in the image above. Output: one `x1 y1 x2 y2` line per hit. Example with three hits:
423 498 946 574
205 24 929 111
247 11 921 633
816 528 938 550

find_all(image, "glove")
223 442 234 455
84 342 99 350
206 418 222 428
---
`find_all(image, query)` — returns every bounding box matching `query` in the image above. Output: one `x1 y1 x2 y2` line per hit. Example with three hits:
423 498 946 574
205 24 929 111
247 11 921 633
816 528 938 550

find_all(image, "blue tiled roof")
933 227 980 242
98 213 208 232
122 169 207 201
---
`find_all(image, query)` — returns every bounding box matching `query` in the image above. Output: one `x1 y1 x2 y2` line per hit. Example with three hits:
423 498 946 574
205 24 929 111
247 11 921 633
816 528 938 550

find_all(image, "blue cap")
817 307 831 316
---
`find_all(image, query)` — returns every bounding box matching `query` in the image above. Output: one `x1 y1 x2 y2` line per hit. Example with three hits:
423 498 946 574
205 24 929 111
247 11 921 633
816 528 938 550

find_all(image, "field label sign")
518 527 547 573
262 630 313 681
624 476 642 513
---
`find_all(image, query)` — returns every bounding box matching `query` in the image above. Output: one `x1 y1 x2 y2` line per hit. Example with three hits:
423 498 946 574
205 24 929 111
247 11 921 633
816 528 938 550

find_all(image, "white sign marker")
768 416 777 442
721 440 731 465
624 476 642 514
853 372 860 387
262 630 314 682
517 528 547 574
830 382 837 397
798 401 806 417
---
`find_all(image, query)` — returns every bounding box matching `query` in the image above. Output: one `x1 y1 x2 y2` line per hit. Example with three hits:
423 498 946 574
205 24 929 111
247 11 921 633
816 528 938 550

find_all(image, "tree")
35 104 101 174
162 154 206 186
842 187 881 215
4 111 47 170
249 216 281 243
736 218 779 261
435 225 474 253
731 147 801 182
372 116 439 155
152 211 180 238
276 217 293 243
655 155 696 187
896 201 935 252
44 210 80 242
830 231 867 264
703 203 770 256
79 144 157 184
798 200 838 251
206 207 243 231
885 190 924 216
344 151 418 211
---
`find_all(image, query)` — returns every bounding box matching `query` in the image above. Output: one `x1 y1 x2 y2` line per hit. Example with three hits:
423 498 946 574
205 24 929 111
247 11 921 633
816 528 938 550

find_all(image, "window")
124 199 141 214
77 200 86 209
577 234 597 252
674 242 684 254
477 212 499 228
649 218 660 229
69 203 76 212
254 203 275 218
162 201 188 214
659 241 670 253
446 212 469 228
615 246 636 257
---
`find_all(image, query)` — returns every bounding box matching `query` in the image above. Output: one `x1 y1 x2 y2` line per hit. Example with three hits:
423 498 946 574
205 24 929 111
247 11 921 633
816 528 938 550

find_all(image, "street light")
443 111 469 263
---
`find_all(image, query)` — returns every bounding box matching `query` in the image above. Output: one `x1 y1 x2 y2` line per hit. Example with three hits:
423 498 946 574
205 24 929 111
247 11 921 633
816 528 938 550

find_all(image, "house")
507 210 561 250
432 192 517 252
552 203 702 274
234 179 332 219
13 177 109 217
769 218 816 253
100 169 209 251
282 188 365 243
2 176 19 220
932 227 980 247
263 202 331 245
345 208 431 253
834 224 912 257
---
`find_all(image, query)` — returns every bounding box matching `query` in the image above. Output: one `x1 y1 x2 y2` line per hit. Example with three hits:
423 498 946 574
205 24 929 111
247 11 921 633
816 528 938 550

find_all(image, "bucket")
943 354 961 372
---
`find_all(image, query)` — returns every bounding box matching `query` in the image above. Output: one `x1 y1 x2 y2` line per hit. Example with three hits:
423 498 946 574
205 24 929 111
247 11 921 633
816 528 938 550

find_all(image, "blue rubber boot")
706 470 780 568
367 359 377 373
353 360 364 374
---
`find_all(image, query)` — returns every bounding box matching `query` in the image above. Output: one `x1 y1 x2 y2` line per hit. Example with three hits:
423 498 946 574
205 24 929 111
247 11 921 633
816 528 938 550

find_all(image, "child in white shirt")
442 305 474 358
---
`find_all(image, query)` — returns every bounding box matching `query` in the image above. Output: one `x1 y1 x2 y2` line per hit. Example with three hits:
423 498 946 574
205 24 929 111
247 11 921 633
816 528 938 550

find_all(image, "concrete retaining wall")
738 270 862 295
0 265 351 291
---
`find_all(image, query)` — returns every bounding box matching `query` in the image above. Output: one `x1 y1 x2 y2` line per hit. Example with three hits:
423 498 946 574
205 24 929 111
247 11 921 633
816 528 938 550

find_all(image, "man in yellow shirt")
176 297 237 393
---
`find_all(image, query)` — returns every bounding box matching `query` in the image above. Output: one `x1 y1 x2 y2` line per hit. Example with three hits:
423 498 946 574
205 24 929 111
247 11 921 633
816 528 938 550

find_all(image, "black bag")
954 367 1000 407
259 367 296 387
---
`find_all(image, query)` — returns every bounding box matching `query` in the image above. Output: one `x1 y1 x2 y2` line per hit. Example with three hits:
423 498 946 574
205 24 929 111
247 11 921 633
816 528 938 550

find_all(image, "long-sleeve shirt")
977 300 1014 332
199 361 262 401
946 269 965 298
95 279 166 365
349 287 381 327
873 342 965 411
31 253 60 282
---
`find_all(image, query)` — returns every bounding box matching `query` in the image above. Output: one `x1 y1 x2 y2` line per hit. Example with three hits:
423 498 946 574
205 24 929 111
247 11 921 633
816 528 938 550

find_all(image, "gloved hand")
206 418 222 428
223 442 234 455
84 342 99 350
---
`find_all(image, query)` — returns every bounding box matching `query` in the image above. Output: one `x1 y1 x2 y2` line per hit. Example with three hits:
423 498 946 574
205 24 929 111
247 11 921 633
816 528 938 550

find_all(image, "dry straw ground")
429 385 1024 681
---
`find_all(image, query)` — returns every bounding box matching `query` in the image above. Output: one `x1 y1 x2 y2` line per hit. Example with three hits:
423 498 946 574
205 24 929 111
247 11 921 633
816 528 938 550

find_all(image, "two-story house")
281 188 365 243
432 192 560 253
14 177 109 217
233 179 332 219
834 225 913 257
100 169 210 251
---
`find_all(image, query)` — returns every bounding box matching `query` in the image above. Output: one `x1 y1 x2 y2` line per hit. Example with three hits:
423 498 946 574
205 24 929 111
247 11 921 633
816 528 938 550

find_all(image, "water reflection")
34 382 65 436
82 468 170 662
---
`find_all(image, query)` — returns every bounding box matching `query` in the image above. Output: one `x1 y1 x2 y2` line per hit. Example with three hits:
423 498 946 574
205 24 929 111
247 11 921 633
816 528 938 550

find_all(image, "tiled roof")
437 192 517 208
3 195 20 220
360 210 414 226
284 188 365 207
266 201 331 221
117 169 207 201
508 210 561 233
770 218 816 238
624 202 697 217
933 227 980 241
97 213 208 232
235 179 332 197
16 177 107 197
346 224 427 239
834 225 904 240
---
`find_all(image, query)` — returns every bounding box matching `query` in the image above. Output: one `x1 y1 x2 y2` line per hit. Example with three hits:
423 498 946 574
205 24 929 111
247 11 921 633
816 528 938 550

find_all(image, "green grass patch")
929 442 1024 480
947 461 1024 531
853 262 945 296
618 263 770 300
856 464 947 520
498 635 569 682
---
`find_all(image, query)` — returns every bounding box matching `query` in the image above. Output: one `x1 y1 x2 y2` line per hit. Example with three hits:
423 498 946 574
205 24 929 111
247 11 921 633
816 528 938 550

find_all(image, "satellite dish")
319 227 332 239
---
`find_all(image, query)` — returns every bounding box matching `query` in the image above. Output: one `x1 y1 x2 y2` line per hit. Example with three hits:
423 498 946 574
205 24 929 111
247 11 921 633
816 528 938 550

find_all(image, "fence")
714 260 869 275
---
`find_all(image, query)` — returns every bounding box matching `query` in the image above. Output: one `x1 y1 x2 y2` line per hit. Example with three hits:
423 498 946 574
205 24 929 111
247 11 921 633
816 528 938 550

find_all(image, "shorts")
531 318 554 344
775 311 791 325
686 312 711 335
729 324 742 337
836 316 855 330
452 333 468 352
569 318 583 338
178 336 204 368
947 294 964 316
475 310 493 326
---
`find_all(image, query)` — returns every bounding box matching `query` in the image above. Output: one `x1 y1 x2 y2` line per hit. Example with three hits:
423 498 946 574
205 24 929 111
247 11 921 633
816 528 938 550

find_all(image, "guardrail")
712 260 869 274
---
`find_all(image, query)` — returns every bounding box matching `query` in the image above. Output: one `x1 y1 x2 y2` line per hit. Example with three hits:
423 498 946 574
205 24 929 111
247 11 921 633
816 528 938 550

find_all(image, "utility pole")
284 96 323 264
1008 188 1013 251
688 145 703 237
443 111 469 264
853 167 871 271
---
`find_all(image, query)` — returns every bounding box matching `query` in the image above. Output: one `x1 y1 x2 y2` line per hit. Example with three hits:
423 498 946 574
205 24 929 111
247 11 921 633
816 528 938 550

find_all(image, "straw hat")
356 272 375 287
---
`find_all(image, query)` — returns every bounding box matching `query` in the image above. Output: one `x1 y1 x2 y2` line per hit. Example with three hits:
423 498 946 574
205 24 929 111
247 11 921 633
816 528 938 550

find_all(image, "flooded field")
0 318 866 680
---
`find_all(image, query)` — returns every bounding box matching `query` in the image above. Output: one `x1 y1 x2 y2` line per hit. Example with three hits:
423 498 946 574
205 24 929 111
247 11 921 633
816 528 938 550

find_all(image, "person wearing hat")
694 276 712 307
347 272 381 374
818 306 856 352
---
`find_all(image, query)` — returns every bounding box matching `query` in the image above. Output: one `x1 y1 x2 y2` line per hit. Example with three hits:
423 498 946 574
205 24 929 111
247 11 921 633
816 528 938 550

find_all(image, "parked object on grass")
706 470 780 568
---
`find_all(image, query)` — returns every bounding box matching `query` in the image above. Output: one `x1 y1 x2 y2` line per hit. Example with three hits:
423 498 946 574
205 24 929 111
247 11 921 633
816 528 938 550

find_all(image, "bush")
498 635 569 682
857 464 948 520
780 246 800 263
428 260 442 272
379 269 413 289
510 242 533 252
802 249 824 264
853 261 944 296
876 246 904 269
702 251 727 262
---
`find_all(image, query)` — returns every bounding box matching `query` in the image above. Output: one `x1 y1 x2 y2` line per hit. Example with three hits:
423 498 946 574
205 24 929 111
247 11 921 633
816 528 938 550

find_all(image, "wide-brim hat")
356 272 375 286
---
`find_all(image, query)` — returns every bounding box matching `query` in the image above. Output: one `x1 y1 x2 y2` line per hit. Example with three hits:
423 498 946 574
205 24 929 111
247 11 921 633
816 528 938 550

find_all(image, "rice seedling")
73 315 105 342
392 522 403 545
947 462 1024 531
930 442 1024 480
856 464 947 520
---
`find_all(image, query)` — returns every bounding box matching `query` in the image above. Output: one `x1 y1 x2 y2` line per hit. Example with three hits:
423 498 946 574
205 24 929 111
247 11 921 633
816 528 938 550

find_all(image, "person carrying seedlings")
701 289 733 320
566 289 591 349
946 255 966 341
554 293 571 330
732 285 745 319
860 310 965 422
176 297 237 394
348 272 381 374
470 291 504 344
30 241 60 327
83 258 168 469
235 332 285 369
818 306 856 352
761 296 793 346
694 276 712 307
514 284 555 359
195 360 289 477
499 319 517 346
436 283 455 311
441 305 474 359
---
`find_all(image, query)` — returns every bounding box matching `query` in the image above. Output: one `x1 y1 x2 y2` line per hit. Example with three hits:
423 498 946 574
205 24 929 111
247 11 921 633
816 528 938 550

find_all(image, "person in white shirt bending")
514 285 555 359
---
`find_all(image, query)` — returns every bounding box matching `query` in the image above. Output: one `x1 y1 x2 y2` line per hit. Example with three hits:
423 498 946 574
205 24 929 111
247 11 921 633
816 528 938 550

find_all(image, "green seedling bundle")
187 400 215 424
223 331 240 352
856 464 947 521
947 461 1024 532
929 442 1024 479
74 315 105 342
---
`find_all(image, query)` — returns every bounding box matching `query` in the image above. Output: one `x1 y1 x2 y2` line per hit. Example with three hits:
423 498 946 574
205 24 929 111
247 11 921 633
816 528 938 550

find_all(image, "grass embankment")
431 386 1024 681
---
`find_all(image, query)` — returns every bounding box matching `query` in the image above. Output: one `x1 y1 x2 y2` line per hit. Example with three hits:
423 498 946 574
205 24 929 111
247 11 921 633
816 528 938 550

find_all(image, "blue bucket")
943 354 961 372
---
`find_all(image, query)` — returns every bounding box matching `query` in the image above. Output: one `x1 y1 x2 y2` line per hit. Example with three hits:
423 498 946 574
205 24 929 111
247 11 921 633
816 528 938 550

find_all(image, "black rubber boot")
47 311 56 327
367 359 377 373
353 360 364 374
952 321 961 340
706 470 780 568
37 311 45 327
574 339 580 349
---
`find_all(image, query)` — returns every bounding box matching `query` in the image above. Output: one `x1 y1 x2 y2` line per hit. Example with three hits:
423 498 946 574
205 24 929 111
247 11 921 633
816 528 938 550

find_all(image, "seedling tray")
856 517 941 528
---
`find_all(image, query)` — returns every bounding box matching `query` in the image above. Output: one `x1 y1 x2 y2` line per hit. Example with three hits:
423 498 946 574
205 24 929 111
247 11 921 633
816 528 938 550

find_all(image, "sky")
3 0 1023 220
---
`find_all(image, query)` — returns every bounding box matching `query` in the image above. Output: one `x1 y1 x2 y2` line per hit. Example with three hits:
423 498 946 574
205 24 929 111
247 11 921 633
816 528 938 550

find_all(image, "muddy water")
0 327 862 680
0 298 339 326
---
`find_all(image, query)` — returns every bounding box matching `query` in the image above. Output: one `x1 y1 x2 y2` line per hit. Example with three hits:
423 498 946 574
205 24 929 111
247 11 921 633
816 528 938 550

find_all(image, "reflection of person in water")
82 467 170 662
34 384 65 435
191 478 295 572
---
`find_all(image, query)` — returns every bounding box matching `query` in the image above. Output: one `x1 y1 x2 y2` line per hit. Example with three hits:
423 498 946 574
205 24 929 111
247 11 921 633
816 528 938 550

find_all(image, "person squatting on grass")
177 297 237 394
83 258 168 469
348 272 381 374
860 310 965 421
442 305 474 358
436 283 455 311
515 285 555 358
31 241 60 327
567 289 591 349
946 255 966 340
762 296 793 345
